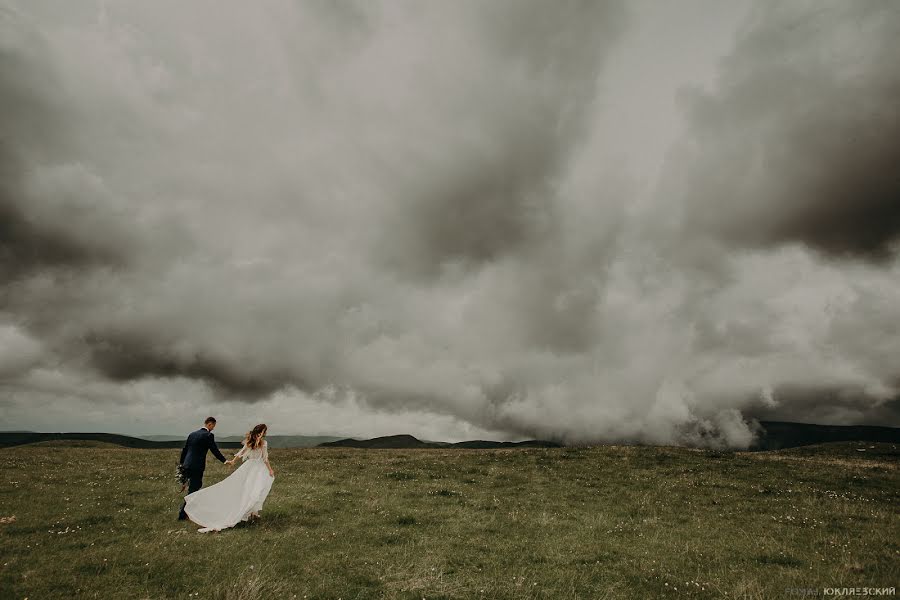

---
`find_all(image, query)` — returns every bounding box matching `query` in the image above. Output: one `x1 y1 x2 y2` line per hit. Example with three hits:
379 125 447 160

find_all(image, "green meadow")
0 441 897 599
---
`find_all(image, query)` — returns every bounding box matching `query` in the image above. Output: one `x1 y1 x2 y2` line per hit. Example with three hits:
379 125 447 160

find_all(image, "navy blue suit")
178 427 227 520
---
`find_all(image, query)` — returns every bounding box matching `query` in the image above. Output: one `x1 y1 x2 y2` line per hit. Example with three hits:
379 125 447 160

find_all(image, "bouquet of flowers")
175 463 188 491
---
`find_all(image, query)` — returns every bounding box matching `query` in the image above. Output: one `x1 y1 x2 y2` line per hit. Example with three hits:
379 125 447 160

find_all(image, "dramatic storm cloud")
1 0 898 446
673 1 900 260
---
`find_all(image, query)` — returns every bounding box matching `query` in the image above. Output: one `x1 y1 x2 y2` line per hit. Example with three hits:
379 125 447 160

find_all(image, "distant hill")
218 435 348 448
139 434 347 448
320 423 899 451
451 439 565 449
4 421 896 451
139 435 189 442
752 421 900 451
321 434 438 449
0 432 242 449
23 440 132 449
319 434 563 449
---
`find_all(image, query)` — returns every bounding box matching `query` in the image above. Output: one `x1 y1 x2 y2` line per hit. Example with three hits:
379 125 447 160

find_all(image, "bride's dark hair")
244 423 267 450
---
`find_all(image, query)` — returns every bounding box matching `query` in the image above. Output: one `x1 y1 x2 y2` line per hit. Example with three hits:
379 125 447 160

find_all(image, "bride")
183 423 275 533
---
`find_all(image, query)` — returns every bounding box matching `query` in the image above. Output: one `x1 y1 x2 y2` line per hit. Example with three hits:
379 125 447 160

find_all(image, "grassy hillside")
0 442 896 599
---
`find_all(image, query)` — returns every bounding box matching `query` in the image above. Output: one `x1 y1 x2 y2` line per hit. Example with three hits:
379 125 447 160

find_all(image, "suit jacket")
179 428 227 472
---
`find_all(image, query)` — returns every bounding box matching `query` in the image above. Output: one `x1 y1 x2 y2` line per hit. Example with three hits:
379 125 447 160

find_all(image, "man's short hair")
204 417 217 425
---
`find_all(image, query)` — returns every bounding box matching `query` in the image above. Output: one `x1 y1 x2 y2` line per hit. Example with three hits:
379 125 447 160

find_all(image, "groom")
177 416 229 520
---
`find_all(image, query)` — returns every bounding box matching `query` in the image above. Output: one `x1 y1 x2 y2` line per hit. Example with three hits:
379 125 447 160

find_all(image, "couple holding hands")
177 417 275 533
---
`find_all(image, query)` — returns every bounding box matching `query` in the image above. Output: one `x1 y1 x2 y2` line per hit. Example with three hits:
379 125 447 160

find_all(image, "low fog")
1 0 898 446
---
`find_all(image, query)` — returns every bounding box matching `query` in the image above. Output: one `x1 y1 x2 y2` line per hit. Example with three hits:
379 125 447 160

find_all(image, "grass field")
0 441 897 599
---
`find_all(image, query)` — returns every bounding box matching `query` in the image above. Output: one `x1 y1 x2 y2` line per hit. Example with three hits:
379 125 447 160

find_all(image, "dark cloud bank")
1 0 899 446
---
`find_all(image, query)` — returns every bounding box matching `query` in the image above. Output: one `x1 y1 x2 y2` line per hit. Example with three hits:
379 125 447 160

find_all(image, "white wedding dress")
184 440 274 533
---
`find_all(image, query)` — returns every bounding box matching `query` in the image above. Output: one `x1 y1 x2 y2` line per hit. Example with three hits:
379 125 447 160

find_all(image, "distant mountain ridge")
140 434 347 448
0 432 241 449
318 434 563 449
751 421 900 451
319 422 900 450
2 421 897 450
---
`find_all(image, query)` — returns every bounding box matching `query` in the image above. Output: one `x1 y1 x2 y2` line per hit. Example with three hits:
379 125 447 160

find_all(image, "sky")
1 0 898 447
